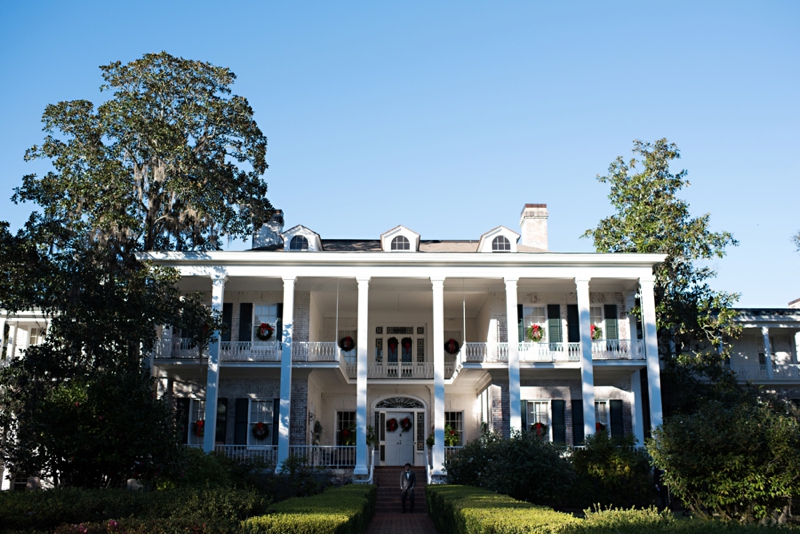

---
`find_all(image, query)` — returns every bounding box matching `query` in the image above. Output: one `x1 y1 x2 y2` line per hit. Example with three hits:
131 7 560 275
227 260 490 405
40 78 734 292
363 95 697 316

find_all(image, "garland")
339 336 356 352
591 324 603 341
444 338 460 355
526 324 544 342
256 322 275 341
531 421 548 438
252 421 269 440
400 417 412 432
192 419 204 437
386 418 398 432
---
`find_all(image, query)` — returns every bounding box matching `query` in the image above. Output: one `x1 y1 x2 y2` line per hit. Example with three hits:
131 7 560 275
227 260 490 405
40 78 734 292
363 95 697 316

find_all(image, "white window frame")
445 411 464 446
248 399 274 447
189 399 205 446
253 303 279 342
523 306 547 343
526 400 551 441
590 306 604 340
594 400 609 429
289 235 309 251
491 235 511 252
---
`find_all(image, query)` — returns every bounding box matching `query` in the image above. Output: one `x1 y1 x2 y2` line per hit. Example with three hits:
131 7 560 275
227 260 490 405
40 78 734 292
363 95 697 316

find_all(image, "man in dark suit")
400 462 416 513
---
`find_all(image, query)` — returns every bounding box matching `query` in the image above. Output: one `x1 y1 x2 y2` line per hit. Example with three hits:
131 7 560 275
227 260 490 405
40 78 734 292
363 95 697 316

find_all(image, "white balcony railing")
461 342 508 363
288 445 357 467
518 342 581 362
213 445 278 465
591 339 645 360
292 342 338 362
221 341 281 362
730 363 800 381
172 338 205 359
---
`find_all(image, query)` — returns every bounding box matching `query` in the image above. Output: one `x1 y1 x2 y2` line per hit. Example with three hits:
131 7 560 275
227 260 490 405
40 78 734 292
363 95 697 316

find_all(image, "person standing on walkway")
400 463 416 513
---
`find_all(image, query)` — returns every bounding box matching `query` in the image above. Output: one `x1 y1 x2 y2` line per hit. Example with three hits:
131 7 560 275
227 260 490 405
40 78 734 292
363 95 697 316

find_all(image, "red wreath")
532 422 547 438
256 322 274 341
192 419 204 437
388 337 399 350
595 422 606 433
444 338 460 355
401 337 413 351
386 418 399 432
339 336 356 351
400 417 412 432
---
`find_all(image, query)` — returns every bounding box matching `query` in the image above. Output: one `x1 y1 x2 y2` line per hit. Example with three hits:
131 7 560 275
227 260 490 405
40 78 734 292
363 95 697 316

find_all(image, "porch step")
372 466 427 514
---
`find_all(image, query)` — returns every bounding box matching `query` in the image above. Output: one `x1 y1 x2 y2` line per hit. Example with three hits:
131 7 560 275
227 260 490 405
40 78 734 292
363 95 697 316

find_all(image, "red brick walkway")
365 511 439 534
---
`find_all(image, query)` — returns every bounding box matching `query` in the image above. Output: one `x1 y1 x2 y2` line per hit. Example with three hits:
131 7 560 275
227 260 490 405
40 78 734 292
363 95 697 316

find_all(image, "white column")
0 316 6 357
640 276 663 430
276 276 296 470
354 277 370 476
762 326 774 380
431 277 446 475
203 274 226 453
7 323 17 359
504 277 521 432
630 370 645 446
575 278 596 437
625 292 638 344
794 332 800 365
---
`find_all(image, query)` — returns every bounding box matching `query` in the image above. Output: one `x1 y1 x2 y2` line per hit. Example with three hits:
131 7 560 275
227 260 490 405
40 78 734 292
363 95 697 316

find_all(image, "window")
337 411 356 445
391 235 410 250
249 400 274 446
528 401 550 426
445 412 463 446
189 399 205 446
595 399 624 437
492 235 510 252
594 401 609 430
253 304 279 341
289 235 309 250
29 327 46 346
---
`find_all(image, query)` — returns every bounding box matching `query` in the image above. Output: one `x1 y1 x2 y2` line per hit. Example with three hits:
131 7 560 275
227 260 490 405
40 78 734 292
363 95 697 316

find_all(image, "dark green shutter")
635 298 643 340
520 400 528 431
176 398 190 445
216 398 228 444
239 303 253 342
567 304 580 343
221 303 233 342
610 400 624 438
547 305 562 343
572 400 584 445
552 400 566 443
272 399 280 446
517 304 524 343
234 398 249 445
604 305 618 340
276 303 284 342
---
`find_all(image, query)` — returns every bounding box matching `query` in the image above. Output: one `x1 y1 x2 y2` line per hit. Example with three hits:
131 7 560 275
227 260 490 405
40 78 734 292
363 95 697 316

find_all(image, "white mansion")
139 203 667 479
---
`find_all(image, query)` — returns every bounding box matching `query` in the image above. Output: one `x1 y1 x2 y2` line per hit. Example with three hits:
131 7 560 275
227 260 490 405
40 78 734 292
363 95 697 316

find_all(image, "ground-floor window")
445 411 463 446
337 411 356 445
595 399 624 437
249 400 274 446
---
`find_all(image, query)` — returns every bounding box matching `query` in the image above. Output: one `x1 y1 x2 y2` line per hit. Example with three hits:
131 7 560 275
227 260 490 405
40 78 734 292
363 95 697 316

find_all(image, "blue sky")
0 1 797 307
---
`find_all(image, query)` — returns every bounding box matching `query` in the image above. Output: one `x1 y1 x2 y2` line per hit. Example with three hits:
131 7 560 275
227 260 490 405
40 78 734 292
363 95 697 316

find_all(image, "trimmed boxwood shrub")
242 484 376 534
426 485 579 534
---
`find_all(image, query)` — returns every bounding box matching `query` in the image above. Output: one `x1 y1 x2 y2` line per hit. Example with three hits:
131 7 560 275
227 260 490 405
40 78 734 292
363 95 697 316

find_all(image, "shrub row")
0 486 269 533
426 485 579 534
242 484 376 534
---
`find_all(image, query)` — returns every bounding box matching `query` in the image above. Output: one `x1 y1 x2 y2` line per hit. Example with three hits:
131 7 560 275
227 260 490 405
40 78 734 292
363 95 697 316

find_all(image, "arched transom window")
376 397 424 409
289 235 309 250
391 235 410 251
492 235 511 252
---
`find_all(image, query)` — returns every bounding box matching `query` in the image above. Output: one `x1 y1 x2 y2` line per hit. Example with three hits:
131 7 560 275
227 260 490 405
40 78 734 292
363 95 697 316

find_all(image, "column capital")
210 273 227 287
430 276 445 288
639 275 656 286
574 277 591 287
504 277 519 287
356 276 371 285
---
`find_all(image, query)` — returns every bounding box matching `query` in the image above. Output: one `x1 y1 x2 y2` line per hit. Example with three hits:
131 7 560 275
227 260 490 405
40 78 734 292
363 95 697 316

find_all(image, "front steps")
372 466 427 514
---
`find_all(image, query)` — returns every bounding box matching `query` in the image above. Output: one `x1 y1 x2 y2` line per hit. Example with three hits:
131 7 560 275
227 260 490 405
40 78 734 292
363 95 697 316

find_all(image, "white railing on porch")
730 363 800 381
221 341 281 362
212 445 279 465
445 446 463 462
288 445 357 467
292 342 339 362
171 338 204 359
518 342 580 362
461 342 508 363
591 339 645 360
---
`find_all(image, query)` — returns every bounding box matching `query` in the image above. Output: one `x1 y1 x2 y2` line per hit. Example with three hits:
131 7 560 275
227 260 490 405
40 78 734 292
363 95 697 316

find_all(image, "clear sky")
0 1 797 307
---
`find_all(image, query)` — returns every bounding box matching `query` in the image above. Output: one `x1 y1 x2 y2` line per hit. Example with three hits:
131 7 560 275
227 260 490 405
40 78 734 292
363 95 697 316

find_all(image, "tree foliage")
584 139 739 358
647 399 800 523
14 51 272 252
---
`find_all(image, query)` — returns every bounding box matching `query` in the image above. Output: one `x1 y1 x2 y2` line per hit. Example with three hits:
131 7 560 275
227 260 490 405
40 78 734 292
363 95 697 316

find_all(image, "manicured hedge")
242 484 376 534
426 485 579 534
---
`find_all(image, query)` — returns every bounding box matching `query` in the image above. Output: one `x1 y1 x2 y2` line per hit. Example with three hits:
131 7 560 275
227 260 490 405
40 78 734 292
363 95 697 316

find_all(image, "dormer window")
391 236 410 251
492 236 511 252
290 235 309 251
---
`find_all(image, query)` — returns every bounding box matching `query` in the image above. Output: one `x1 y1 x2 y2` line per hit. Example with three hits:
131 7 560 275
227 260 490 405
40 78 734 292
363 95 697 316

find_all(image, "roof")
318 240 547 253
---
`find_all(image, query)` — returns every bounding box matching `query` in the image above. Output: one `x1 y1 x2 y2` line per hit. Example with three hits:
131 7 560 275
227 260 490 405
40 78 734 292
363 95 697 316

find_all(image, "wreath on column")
252 422 270 440
444 338 460 355
256 322 275 341
339 336 356 351
400 417 413 432
386 418 399 432
192 420 205 437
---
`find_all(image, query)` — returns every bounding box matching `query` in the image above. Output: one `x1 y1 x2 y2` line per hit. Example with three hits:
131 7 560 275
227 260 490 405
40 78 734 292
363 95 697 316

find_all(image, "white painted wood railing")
292 342 338 362
462 342 508 363
213 445 278 465
288 445 357 467
171 338 204 359
591 339 645 360
445 446 464 462
730 363 800 381
221 341 281 362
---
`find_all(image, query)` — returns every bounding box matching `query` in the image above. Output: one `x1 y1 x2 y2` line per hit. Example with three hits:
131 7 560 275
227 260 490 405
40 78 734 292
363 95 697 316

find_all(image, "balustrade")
288 445 357 467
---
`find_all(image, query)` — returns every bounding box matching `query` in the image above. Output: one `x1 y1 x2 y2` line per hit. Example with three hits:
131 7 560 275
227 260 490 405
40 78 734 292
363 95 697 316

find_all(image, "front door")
383 411 415 466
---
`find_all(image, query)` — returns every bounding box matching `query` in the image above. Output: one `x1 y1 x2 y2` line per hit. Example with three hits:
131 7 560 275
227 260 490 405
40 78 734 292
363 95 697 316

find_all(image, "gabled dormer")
380 225 420 252
477 226 520 253
281 225 323 251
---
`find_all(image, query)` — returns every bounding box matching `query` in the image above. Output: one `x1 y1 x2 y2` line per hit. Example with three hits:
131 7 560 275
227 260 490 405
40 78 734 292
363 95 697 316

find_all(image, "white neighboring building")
143 203 665 479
